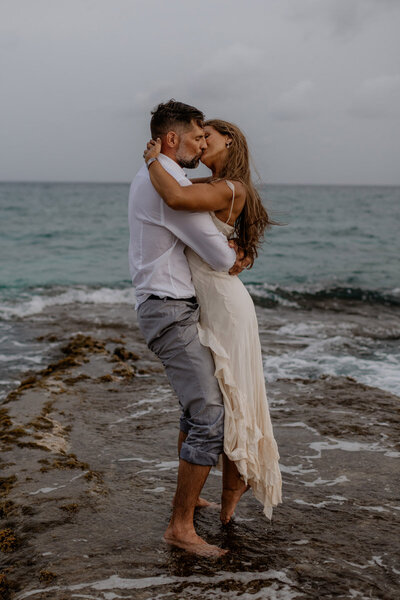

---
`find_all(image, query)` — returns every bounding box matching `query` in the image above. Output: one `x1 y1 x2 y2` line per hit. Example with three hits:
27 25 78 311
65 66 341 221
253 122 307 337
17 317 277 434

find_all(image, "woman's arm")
143 138 240 212
189 176 212 183
149 160 232 211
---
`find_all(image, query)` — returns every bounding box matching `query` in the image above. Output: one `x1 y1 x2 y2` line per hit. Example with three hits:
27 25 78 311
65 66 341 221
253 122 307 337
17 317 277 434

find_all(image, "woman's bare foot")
196 497 221 509
163 527 228 558
172 496 219 509
220 482 250 524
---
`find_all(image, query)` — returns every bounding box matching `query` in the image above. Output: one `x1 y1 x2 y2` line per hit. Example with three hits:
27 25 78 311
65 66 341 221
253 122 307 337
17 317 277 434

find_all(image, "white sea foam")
29 486 63 496
279 463 316 476
112 407 153 423
261 313 400 395
264 340 400 396
301 475 349 487
294 499 331 508
0 353 43 364
116 457 155 463
182 582 300 600
275 322 329 337
0 286 136 320
137 460 179 474
28 471 88 495
359 505 388 513
16 570 299 600
282 421 319 434
307 438 400 458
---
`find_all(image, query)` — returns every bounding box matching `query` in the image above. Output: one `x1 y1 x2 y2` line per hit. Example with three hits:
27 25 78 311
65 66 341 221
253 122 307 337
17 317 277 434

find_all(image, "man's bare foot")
220 483 250 524
163 528 228 558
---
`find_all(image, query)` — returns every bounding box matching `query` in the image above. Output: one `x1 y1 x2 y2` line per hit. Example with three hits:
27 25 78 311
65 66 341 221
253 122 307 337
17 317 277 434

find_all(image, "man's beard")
177 154 202 169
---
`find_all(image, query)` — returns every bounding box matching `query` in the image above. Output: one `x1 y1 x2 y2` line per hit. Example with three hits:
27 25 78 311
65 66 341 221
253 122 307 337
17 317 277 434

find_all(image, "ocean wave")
247 283 400 309
0 286 136 319
0 353 44 364
0 282 399 321
264 345 400 396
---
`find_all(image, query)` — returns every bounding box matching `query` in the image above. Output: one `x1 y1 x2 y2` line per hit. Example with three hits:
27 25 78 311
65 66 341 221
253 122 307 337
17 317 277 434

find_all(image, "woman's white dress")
185 181 282 519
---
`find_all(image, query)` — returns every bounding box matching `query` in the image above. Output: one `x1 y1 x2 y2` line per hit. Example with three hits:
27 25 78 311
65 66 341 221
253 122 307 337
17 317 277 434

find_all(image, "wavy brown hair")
205 119 273 267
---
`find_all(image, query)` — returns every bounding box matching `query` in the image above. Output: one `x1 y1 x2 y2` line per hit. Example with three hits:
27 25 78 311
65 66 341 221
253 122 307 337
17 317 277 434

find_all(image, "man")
128 100 246 557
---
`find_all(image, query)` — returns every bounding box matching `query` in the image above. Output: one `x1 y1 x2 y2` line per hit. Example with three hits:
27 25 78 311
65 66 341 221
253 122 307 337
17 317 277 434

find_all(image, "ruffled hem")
197 324 282 520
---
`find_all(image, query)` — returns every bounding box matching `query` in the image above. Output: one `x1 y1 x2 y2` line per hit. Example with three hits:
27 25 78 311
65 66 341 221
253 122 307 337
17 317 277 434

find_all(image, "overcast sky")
1 0 399 184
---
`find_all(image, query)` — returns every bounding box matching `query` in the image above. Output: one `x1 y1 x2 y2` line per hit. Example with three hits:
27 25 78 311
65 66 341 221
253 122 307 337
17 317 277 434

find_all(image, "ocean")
2 181 400 599
1 182 399 402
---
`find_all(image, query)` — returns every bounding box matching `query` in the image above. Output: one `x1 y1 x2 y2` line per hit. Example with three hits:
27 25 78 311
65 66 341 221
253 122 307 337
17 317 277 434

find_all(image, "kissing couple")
128 99 282 558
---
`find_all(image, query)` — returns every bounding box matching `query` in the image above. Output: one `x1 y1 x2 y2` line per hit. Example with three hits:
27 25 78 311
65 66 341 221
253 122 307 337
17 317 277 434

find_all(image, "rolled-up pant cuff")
179 417 191 434
180 441 220 467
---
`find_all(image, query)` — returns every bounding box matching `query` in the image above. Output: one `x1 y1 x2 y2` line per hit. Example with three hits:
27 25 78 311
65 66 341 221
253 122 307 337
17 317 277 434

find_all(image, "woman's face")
201 126 231 168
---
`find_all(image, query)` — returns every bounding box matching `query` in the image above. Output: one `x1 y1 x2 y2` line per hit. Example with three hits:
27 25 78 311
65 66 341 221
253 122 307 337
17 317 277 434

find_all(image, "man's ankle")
166 521 195 536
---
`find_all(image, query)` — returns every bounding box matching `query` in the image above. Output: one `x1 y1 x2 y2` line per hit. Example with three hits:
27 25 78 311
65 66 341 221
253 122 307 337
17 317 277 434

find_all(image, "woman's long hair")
205 119 273 267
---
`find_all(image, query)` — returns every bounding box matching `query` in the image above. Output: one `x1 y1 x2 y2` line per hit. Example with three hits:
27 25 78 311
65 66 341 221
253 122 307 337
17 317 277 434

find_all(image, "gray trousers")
137 297 224 466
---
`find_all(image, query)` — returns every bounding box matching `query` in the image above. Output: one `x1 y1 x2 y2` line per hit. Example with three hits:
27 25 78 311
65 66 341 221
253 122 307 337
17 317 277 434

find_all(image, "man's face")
175 121 207 169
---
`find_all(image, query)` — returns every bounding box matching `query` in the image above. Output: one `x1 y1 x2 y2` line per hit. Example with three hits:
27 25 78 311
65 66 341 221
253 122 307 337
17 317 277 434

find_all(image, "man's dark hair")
150 99 204 139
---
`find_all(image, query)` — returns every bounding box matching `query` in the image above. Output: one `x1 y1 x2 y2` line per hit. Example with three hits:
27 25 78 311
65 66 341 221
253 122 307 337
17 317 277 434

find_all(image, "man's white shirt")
128 154 236 307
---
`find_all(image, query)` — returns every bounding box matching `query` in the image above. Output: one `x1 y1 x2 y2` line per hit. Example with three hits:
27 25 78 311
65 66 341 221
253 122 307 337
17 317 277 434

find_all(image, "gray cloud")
270 80 318 121
287 0 400 37
124 44 264 119
348 75 400 119
0 0 399 184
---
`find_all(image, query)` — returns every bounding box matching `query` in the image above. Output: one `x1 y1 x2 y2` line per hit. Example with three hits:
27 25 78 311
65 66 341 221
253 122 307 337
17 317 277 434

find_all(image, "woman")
143 120 282 522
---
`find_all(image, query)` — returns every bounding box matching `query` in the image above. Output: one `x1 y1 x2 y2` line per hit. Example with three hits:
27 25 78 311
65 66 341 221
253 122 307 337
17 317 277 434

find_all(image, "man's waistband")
148 294 197 303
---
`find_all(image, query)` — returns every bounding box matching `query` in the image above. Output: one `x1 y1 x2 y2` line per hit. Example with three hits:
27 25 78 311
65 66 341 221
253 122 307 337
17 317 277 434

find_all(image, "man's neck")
160 148 178 164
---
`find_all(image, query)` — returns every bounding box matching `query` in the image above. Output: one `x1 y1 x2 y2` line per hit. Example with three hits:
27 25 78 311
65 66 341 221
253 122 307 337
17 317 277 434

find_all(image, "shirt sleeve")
162 204 236 272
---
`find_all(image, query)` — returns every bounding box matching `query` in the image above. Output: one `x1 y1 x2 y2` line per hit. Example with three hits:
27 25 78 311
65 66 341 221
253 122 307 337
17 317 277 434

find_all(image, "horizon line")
0 180 399 187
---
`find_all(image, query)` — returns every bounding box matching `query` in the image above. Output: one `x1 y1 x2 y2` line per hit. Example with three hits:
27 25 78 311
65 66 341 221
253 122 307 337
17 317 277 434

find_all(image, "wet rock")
2 305 399 600
59 503 79 513
112 346 140 362
0 528 18 553
112 363 135 379
61 334 107 357
38 570 57 583
0 501 15 519
0 476 17 499
98 374 115 382
0 573 12 600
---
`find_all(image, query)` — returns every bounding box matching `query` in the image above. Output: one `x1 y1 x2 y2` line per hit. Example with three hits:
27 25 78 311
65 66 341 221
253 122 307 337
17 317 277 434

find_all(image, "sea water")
0 182 399 400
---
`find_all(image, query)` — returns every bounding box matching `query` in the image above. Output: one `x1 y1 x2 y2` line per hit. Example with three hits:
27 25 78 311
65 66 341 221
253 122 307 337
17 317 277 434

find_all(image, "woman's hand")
143 138 161 164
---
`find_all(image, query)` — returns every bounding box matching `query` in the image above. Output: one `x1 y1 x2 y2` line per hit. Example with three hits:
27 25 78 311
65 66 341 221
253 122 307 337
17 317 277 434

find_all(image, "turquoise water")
1 182 399 294
0 182 399 400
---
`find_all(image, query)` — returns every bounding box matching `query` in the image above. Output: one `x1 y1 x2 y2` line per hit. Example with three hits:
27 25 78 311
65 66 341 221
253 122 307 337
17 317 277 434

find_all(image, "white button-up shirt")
128 154 236 307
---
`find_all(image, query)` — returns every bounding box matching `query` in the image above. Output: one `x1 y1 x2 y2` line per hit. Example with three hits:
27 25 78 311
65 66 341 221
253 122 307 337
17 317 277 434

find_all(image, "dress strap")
224 180 235 224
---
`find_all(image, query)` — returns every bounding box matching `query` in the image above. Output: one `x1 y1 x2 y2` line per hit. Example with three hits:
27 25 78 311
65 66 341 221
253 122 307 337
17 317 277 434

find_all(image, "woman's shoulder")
224 179 246 200
211 178 245 194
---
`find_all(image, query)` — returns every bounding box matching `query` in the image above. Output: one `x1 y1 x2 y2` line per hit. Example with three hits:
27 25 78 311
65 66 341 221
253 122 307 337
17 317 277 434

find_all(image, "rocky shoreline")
1 303 399 599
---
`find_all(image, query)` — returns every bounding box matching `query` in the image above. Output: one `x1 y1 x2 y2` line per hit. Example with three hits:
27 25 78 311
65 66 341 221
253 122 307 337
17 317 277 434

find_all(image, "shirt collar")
158 153 187 179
